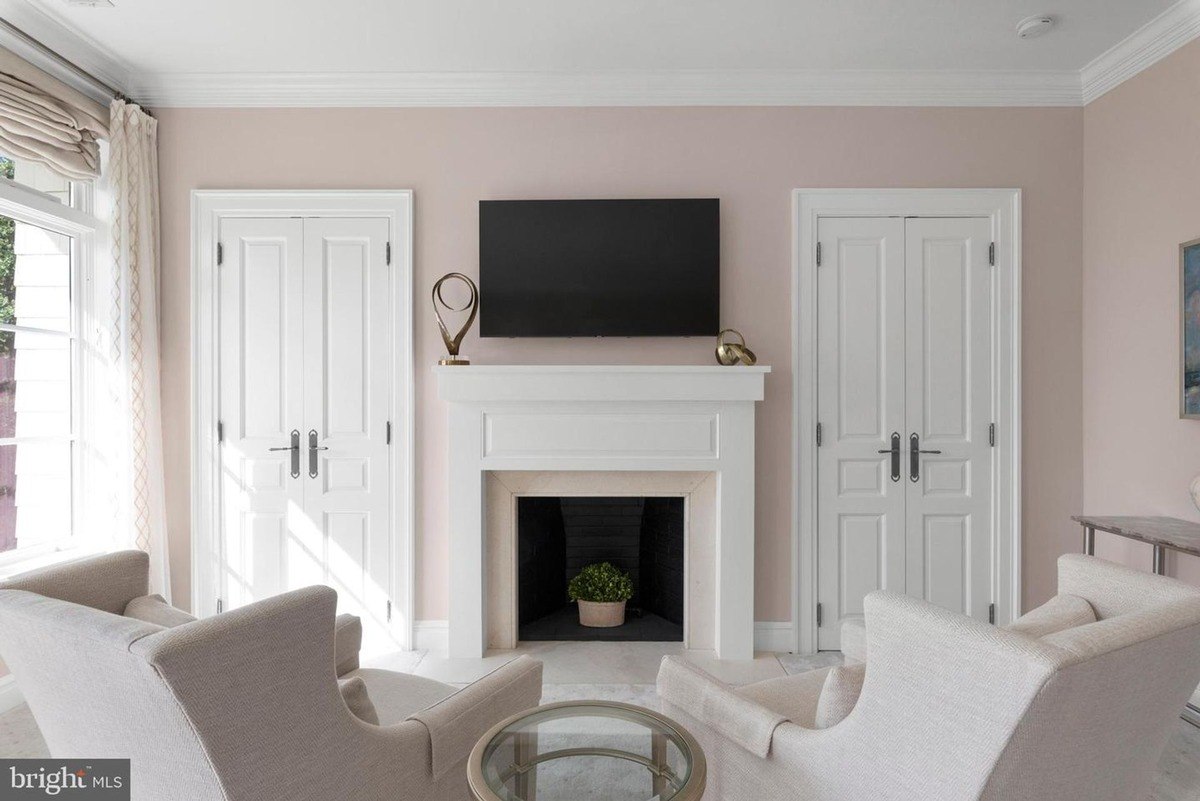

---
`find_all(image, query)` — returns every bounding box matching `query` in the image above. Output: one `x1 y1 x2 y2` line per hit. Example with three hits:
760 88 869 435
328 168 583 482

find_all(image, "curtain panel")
106 99 170 598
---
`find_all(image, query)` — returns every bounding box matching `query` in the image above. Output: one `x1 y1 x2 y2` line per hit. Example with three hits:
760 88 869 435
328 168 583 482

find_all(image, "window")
0 155 91 564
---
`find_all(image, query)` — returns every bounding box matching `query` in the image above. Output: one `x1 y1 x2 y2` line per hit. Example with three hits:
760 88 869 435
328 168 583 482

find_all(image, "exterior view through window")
0 156 76 556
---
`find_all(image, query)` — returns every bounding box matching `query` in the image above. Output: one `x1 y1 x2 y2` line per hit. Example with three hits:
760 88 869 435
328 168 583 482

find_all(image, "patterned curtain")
107 99 170 597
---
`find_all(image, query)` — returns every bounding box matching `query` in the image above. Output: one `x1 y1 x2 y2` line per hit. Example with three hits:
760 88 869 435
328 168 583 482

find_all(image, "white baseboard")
754 621 797 654
0 674 23 713
413 620 449 654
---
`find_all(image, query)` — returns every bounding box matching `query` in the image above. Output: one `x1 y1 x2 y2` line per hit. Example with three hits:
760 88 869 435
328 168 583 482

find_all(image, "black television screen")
479 199 719 337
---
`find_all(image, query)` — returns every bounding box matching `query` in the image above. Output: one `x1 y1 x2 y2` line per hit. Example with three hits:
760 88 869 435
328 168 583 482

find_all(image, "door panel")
904 218 993 621
816 215 995 649
218 216 394 651
302 218 392 646
217 218 304 609
816 217 906 650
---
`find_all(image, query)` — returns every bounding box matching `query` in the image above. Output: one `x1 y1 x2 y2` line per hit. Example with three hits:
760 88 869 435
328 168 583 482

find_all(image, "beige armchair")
658 554 1200 801
0 551 543 801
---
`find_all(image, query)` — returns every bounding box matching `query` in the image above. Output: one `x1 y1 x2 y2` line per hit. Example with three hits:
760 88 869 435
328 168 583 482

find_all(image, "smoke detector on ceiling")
1016 15 1055 39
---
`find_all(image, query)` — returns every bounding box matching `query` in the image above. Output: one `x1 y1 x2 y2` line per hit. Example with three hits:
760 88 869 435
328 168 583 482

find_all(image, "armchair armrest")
334 614 361 676
656 656 786 758
408 655 542 780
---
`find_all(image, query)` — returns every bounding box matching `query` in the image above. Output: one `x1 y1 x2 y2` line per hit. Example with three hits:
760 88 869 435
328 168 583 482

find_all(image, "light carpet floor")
2 645 1197 800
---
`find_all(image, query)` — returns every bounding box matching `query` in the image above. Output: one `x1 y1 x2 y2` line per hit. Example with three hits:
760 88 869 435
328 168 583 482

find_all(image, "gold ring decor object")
715 328 757 366
433 272 479 366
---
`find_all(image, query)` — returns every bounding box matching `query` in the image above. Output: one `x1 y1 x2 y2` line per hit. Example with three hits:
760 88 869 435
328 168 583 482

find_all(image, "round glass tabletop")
468 701 707 801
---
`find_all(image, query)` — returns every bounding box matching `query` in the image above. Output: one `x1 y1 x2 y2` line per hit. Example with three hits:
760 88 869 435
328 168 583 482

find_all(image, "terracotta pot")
577 600 626 628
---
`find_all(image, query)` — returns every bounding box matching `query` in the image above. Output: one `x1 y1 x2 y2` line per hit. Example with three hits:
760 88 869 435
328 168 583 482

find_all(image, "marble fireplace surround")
486 470 716 651
435 365 769 660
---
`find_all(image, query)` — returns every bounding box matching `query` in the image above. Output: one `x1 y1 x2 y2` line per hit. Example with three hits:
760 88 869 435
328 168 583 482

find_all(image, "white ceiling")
0 0 1193 106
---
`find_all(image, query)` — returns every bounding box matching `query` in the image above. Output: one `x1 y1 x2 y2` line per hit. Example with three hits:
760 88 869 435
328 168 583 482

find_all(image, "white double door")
817 216 995 650
218 216 394 648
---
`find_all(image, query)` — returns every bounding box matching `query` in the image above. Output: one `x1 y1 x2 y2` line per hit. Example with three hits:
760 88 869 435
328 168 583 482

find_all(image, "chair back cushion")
1006 593 1095 638
125 594 197 628
814 663 866 728
338 676 379 725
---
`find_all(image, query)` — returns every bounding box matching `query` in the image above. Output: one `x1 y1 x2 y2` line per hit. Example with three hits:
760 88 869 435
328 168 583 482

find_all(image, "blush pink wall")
1083 39 1200 584
155 105 1084 622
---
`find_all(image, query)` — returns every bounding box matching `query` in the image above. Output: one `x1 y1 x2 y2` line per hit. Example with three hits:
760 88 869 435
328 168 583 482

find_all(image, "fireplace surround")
436 365 769 659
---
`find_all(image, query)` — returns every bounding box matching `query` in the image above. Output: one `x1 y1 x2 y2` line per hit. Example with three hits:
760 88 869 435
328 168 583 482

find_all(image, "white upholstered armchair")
0 551 543 801
658 554 1200 801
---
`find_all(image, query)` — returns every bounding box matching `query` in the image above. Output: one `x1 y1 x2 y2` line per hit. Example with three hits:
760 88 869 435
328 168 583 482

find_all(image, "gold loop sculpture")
433 272 479 366
714 328 758 366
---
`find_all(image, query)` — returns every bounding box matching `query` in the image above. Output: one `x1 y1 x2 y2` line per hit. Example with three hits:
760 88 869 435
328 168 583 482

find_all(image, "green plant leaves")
567 561 634 603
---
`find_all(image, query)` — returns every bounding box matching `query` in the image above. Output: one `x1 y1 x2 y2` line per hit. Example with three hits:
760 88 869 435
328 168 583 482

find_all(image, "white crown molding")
1081 0 1200 104
0 0 130 101
125 69 1083 108
5 0 1199 109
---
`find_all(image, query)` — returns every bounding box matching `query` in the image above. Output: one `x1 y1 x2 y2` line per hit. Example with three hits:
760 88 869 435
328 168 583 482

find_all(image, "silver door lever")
909 432 942 482
269 430 301 478
877 432 901 482
308 429 329 478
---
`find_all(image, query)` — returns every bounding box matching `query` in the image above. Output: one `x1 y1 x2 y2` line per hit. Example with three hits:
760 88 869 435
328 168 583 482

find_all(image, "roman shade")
0 47 107 179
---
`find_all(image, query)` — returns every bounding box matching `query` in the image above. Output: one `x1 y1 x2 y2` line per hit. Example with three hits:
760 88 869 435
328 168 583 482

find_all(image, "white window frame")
791 188 1022 654
0 173 98 572
190 190 415 650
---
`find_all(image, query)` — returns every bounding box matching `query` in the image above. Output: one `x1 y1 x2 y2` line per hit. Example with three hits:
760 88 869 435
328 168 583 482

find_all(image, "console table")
1071 515 1200 575
1071 515 1200 727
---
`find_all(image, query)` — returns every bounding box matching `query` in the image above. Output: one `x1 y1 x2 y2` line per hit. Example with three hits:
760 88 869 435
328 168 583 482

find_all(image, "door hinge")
816 241 822 267
386 600 392 622
988 603 996 625
816 603 823 627
217 420 224 443
988 242 995 266
816 422 823 447
386 420 392 445
386 242 392 265
216 598 223 614
217 242 223 266
989 422 996 447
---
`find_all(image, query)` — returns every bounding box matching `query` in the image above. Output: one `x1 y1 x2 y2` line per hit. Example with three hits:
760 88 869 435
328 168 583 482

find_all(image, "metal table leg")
651 731 667 798
514 730 537 800
1153 544 1167 575
1084 526 1095 556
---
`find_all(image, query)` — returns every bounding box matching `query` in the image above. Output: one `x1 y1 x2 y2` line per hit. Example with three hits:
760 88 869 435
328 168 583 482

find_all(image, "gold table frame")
467 700 707 801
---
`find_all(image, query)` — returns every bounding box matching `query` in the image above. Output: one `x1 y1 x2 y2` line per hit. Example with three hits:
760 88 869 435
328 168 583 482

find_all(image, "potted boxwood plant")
568 562 634 628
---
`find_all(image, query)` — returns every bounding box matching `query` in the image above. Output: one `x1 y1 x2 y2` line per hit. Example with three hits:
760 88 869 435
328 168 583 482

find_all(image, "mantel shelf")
434 364 770 404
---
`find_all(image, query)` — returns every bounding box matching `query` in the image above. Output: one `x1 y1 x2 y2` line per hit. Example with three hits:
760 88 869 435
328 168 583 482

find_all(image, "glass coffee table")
468 701 706 801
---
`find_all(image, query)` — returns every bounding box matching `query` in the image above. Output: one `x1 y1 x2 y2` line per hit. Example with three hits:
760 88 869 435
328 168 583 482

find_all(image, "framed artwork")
1182 237 1200 418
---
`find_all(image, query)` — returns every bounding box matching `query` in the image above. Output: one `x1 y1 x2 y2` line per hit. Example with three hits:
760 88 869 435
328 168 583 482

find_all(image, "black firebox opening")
517 496 685 642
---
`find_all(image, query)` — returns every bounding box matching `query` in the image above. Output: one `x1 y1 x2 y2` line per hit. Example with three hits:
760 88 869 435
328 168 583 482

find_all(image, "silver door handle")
877 432 901 482
308 429 329 478
909 433 942 482
269 430 301 478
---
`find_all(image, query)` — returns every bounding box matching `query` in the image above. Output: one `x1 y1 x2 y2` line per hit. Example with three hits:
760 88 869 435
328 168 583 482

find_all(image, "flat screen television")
479 198 719 337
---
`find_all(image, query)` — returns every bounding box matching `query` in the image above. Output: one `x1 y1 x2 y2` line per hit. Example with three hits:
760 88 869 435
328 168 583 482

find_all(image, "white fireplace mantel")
435 364 769 660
